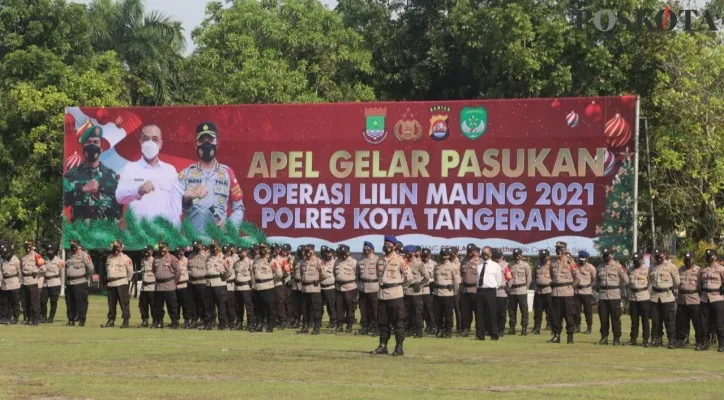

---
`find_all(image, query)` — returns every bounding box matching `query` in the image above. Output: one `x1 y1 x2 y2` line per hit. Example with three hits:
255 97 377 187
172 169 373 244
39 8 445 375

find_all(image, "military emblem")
393 109 423 142
363 108 387 144
460 106 488 140
428 106 451 141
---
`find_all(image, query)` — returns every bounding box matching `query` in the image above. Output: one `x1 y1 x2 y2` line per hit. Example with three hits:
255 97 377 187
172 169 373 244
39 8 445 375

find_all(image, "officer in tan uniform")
280 243 294 327
174 246 193 329
269 244 288 329
233 247 255 330
420 247 436 335
289 245 304 329
205 240 229 330
433 246 461 339
493 248 511 337
223 245 237 330
532 249 552 335
595 248 629 345
153 242 180 329
40 244 63 324
675 252 703 349
138 245 155 327
626 253 651 347
319 246 337 329
19 241 45 325
187 240 207 328
549 242 578 344
699 249 724 352
459 246 480 338
65 239 94 326
649 249 680 348
103 240 133 328
450 246 463 334
298 245 323 335
357 241 379 336
371 235 413 355
0 243 22 324
507 248 531 336
573 251 596 334
402 245 429 338
252 243 282 332
334 244 358 333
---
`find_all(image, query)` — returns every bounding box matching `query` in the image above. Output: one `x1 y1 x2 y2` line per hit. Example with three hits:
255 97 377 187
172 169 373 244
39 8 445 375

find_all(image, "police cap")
196 122 217 140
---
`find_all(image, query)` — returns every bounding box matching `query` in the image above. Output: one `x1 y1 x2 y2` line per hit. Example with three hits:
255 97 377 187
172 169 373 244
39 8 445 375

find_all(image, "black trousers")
107 284 130 320
190 283 206 322
434 295 455 333
302 292 323 329
701 301 724 344
475 289 498 339
66 283 88 322
235 290 255 326
139 291 155 320
0 289 21 320
533 292 552 328
226 290 236 323
359 291 378 329
40 286 61 320
453 292 462 331
508 294 529 329
459 292 477 330
423 293 435 329
336 289 356 326
275 285 287 323
154 290 178 323
291 289 302 321
321 289 337 323
256 288 277 327
378 297 406 343
496 296 507 334
629 300 651 341
676 303 703 343
176 287 193 322
206 286 228 326
598 299 622 338
574 294 594 328
551 296 575 335
404 295 424 332
651 300 676 340
20 285 40 321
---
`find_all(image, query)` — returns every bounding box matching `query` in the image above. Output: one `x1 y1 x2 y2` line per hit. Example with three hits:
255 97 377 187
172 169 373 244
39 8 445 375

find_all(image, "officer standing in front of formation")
649 249 680 348
205 240 229 330
153 242 180 329
138 245 155 328
507 248 531 336
549 242 578 344
493 248 511 337
595 248 628 345
371 235 412 355
420 248 436 334
319 246 337 329
433 247 460 339
0 242 21 324
40 244 63 324
699 249 724 352
174 246 194 329
357 241 379 336
103 240 132 328
402 245 429 338
574 251 596 335
252 243 281 332
626 253 651 347
65 239 94 327
20 241 45 325
298 245 323 335
475 246 502 341
334 244 358 333
675 252 703 349
187 240 206 328
532 249 552 335
459 246 479 338
233 247 255 330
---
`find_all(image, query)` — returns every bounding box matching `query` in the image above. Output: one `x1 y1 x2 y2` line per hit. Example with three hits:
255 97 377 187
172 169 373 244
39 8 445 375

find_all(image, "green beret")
79 126 103 144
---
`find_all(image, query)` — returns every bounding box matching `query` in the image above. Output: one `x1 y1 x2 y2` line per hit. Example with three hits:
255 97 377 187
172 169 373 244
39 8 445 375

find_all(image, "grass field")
1 295 723 400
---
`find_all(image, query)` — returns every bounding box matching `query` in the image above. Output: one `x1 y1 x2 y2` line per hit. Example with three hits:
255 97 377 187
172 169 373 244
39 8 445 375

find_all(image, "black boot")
311 326 320 335
701 340 710 351
532 326 541 335
298 326 309 334
547 334 560 343
170 320 179 330
184 320 192 329
40 316 47 324
101 319 114 328
345 324 353 333
0 319 8 325
415 329 423 338
650 336 661 347
718 345 724 353
31 318 39 326
78 320 85 327
507 327 516 335
642 339 649 348
121 319 129 329
521 327 528 336
667 339 676 349
624 339 637 346
574 325 581 333
461 329 469 338
139 319 149 328
567 333 574 344
612 337 621 346
598 336 609 345
436 330 445 338
584 325 592 335
371 340 389 355
358 326 369 335
544 322 551 331
335 325 344 333
326 320 335 329
391 339 404 356
695 342 705 351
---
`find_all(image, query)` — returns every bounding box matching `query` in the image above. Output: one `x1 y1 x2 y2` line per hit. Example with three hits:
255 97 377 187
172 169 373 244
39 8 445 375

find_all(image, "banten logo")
428 106 450 141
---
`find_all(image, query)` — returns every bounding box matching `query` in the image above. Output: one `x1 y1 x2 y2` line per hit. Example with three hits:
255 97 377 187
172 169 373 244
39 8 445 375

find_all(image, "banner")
63 96 637 255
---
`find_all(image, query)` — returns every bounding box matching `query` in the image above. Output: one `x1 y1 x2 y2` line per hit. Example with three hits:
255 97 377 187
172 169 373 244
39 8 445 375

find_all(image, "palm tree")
87 0 185 105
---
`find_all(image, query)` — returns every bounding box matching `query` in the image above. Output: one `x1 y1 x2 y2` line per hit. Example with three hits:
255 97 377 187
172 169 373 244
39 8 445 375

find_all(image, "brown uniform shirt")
176 255 189 289
225 257 236 291
628 266 651 302
497 260 510 298
140 256 155 292
233 257 253 291
20 251 45 286
534 262 552 294
292 257 303 291
1 256 21 291
253 257 283 291
433 259 460 297
508 261 531 296
334 256 358 292
66 250 94 286
551 255 577 297
403 259 430 296
421 259 436 295
153 253 180 291
206 253 227 288
677 266 701 305
105 253 133 287
320 258 336 290
188 253 208 286
575 262 596 295
376 252 412 300
700 262 724 303
271 255 284 287
649 261 680 303
596 260 628 300
460 259 480 294
300 256 323 294
357 255 379 293
44 256 64 288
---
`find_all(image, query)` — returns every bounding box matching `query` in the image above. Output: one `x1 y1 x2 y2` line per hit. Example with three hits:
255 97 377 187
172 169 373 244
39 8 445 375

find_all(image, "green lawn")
1 295 723 399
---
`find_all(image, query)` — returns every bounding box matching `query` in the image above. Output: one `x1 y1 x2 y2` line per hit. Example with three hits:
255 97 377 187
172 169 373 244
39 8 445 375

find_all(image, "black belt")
67 274 86 279
156 277 174 283
477 287 496 291
142 281 155 286
703 288 721 293
255 278 273 284
653 287 671 293
21 272 37 277
321 283 335 289
294 278 301 283
235 280 251 286
381 282 402 289
577 284 592 289
302 280 319 286
537 284 550 288
106 276 126 283
191 277 207 283
205 274 221 279
511 283 527 289
679 289 697 295
337 279 355 285
45 275 60 279
435 284 453 290
631 287 648 293
2 274 18 279
598 285 619 290
361 278 378 283
551 282 573 288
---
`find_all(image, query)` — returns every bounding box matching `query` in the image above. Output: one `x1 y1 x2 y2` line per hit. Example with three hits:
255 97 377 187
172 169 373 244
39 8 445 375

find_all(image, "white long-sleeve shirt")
115 158 182 226
476 260 502 289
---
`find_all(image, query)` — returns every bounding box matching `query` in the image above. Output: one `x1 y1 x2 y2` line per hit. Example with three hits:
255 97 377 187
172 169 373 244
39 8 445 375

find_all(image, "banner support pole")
633 97 640 254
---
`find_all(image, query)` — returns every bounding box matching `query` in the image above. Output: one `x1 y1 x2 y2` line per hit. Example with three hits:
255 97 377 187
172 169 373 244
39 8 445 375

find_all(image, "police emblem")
428 106 451 141
393 109 423 142
363 108 387 144
460 106 488 140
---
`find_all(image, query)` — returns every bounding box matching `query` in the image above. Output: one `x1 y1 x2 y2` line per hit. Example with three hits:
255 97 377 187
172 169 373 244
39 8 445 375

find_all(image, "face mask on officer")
24 244 32 253
363 246 371 255
159 245 168 255
47 249 56 259
555 247 563 256
539 253 548 262
421 252 429 262
240 251 247 259
305 249 313 259
383 244 393 255
515 253 523 261
192 244 200 253
197 141 217 162
603 253 612 263
684 255 693 267
655 254 664 263
111 244 121 255
83 143 101 162
260 247 268 257
70 243 78 252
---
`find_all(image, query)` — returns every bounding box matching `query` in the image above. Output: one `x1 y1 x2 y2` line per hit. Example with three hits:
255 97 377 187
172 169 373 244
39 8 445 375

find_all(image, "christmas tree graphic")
594 150 635 257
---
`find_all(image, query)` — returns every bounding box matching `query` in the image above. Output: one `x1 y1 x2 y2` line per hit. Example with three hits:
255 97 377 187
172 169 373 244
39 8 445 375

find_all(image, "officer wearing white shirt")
475 246 502 340
115 124 182 225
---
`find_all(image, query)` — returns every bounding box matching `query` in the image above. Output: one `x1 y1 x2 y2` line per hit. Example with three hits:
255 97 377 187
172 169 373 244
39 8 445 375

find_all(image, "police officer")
549 242 577 344
298 245 323 335
138 245 156 328
699 249 724 352
334 244 358 333
153 242 180 329
433 246 461 339
574 251 596 334
205 240 229 330
20 241 45 325
103 240 133 328
65 239 94 326
459 246 480 338
252 243 282 332
280 243 294 327
595 248 628 345
40 244 63 324
357 241 379 336
319 245 337 329
223 245 237 330
626 252 651 347
507 248 531 336
174 246 193 329
289 245 304 329
493 248 511 337
532 249 552 335
371 235 413 355
420 247 437 335
450 246 463 335
402 245 429 338
675 252 703 349
187 240 207 328
233 247 255 330
0 243 21 324
270 244 289 329
649 249 680 348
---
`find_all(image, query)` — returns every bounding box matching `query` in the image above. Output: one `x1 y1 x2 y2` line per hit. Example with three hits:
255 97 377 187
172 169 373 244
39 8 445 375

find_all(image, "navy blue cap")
383 235 397 245
363 241 374 250
403 245 416 254
578 251 590 258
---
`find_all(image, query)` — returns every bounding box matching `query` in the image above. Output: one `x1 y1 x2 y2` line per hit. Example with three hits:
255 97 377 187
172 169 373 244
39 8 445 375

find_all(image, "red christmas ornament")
95 108 110 124
604 113 632 149
620 95 636 109
550 99 561 110
584 101 602 122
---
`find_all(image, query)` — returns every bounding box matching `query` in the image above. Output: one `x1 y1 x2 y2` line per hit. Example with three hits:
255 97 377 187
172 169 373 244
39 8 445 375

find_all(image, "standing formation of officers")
1 236 723 355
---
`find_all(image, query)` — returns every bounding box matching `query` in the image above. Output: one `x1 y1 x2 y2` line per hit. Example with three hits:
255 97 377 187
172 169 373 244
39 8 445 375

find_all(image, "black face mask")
83 144 101 162
192 246 200 253
71 244 79 252
25 245 32 252
634 260 642 267
383 245 393 254
47 251 56 259
197 142 217 162
260 249 268 257
604 255 612 262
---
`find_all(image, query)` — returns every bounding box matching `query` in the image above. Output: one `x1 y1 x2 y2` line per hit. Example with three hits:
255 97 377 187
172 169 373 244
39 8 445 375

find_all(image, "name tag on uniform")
188 178 203 184
134 178 144 182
